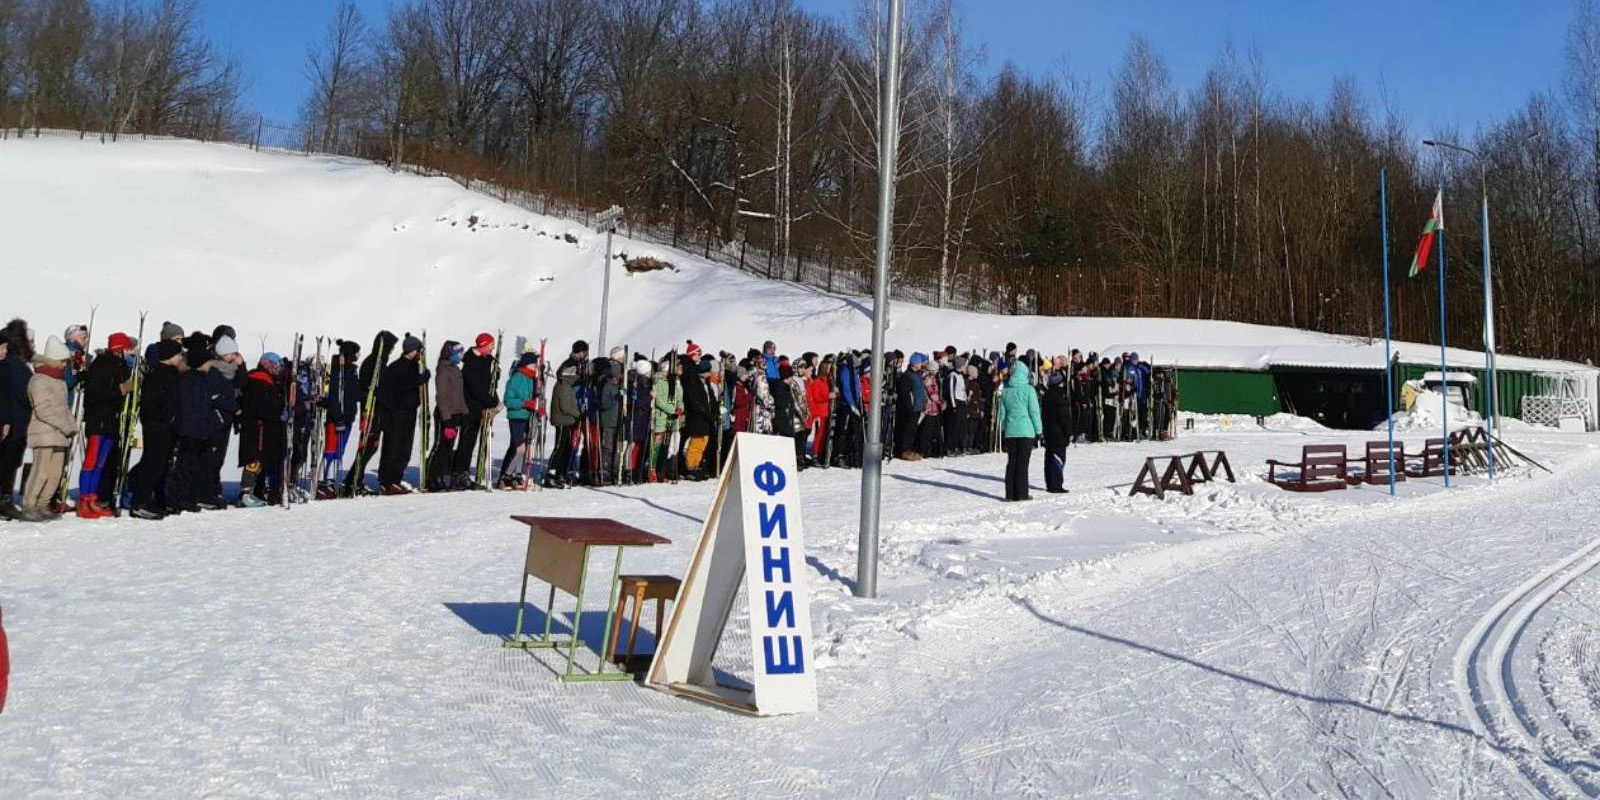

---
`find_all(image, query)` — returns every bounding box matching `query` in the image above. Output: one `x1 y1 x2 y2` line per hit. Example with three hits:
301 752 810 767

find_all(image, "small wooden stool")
608 575 681 672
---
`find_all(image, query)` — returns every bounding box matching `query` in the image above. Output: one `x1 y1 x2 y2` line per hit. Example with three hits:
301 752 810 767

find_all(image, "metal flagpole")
1478 166 1497 480
1438 186 1451 488
1380 168 1396 496
857 0 904 600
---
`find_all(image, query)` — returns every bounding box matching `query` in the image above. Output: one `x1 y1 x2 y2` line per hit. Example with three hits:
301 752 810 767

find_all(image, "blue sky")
205 0 1572 138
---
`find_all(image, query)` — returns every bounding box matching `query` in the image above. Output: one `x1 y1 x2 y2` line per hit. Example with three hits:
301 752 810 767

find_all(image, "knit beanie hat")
64 324 88 342
260 352 283 369
685 340 703 361
160 321 184 340
212 325 237 343
155 340 184 362
40 335 71 363
403 334 424 354
338 339 360 359
107 332 136 353
215 336 240 357
634 360 652 377
475 332 495 351
572 340 589 355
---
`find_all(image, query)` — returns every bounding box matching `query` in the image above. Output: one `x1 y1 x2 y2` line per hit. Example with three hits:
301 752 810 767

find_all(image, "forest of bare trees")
7 0 1600 363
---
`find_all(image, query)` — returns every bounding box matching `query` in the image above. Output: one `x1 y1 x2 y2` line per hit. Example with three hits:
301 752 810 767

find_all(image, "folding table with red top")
502 516 669 682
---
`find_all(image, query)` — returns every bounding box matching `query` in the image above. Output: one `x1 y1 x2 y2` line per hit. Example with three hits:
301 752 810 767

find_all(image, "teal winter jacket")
997 364 1042 440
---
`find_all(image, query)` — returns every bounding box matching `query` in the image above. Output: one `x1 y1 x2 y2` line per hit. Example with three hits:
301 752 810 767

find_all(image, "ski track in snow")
3 427 1600 797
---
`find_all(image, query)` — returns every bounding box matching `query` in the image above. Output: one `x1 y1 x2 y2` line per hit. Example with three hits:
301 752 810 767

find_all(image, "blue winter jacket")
839 361 861 413
997 364 1043 439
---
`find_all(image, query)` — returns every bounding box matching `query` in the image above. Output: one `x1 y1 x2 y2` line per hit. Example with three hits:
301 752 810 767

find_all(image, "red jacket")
806 377 831 424
732 382 753 433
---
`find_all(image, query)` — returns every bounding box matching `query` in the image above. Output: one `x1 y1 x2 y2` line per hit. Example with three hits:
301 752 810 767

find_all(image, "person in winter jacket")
1041 364 1073 494
678 343 715 479
544 362 581 488
596 357 623 485
429 341 467 491
997 362 1043 501
239 352 288 506
895 354 927 460
375 334 429 493
75 332 136 518
625 358 654 483
171 334 238 512
198 334 244 506
457 332 500 484
500 351 542 488
806 357 834 463
343 330 398 497
319 340 361 495
0 319 34 519
130 340 184 519
19 337 75 521
648 358 684 481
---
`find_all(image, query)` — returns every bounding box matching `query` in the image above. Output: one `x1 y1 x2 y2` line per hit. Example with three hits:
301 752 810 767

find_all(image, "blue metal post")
1438 187 1451 488
1478 171 1497 480
1380 169 1396 496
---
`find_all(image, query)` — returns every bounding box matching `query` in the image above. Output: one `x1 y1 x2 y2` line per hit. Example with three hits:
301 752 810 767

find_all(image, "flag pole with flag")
1411 188 1451 487
1380 168 1396 496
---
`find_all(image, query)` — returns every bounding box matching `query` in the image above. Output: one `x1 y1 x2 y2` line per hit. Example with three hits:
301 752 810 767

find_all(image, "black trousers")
1004 437 1035 501
0 427 26 499
943 404 966 455
1043 444 1065 492
429 419 460 486
201 426 231 502
896 411 920 455
377 410 417 486
133 425 176 509
169 436 209 506
454 410 484 473
548 425 576 480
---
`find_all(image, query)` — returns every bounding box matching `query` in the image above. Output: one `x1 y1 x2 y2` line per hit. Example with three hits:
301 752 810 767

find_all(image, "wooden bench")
1406 438 1450 478
1355 441 1407 486
1130 451 1236 499
1267 444 1350 492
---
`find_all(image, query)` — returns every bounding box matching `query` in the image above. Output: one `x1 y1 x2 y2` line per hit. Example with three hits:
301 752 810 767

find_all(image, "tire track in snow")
1455 533 1600 798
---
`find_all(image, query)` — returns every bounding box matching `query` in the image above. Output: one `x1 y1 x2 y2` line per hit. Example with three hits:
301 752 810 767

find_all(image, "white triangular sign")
648 433 817 715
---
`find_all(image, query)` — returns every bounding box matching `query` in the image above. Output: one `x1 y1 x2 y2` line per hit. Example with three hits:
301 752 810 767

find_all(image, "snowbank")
1379 389 1484 432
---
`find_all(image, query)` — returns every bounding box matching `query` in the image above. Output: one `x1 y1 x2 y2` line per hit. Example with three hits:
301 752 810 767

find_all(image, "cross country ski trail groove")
1456 529 1600 798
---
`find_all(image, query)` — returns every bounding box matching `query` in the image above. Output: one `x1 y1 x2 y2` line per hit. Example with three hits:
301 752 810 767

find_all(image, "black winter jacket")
0 353 32 434
462 349 499 412
239 368 286 466
178 367 239 440
1042 382 1072 448
81 352 131 437
680 359 714 437
376 356 428 417
322 363 360 428
139 363 181 431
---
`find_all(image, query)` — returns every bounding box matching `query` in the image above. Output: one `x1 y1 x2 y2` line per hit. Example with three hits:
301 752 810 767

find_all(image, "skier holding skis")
500 350 541 489
75 331 136 518
314 340 361 498
679 342 714 481
625 357 653 484
544 362 581 489
239 352 288 507
428 340 467 491
343 330 397 497
130 340 184 520
458 333 499 489
376 334 429 495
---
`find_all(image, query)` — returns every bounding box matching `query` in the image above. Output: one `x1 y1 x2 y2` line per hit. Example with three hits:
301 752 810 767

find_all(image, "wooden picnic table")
503 516 670 682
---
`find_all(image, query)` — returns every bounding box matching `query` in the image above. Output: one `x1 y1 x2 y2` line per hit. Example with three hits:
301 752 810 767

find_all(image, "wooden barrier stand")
1130 451 1236 499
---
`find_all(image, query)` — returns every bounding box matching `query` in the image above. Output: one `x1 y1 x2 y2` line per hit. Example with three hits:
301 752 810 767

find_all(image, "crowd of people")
0 315 1177 522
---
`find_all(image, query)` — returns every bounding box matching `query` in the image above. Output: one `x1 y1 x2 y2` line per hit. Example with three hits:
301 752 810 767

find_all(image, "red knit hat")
685 340 703 361
475 332 495 351
107 332 135 353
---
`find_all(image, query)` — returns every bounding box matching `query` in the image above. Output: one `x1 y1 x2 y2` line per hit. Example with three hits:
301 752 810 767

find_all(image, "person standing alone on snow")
997 360 1042 502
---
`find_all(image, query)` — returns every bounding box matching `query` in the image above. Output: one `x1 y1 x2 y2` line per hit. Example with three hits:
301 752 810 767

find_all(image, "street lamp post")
594 205 624 359
857 0 904 600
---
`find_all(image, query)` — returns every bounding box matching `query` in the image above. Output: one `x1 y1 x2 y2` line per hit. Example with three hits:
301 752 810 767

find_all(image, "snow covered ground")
3 424 1599 797
8 135 1600 797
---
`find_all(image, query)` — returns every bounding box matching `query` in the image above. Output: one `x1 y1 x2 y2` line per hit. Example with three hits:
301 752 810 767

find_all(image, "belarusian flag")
1409 190 1444 277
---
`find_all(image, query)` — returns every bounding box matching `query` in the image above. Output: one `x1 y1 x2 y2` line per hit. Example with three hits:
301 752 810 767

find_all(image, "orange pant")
685 436 709 469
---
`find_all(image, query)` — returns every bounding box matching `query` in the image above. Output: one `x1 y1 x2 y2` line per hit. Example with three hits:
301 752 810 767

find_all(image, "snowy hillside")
4 134 1580 378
